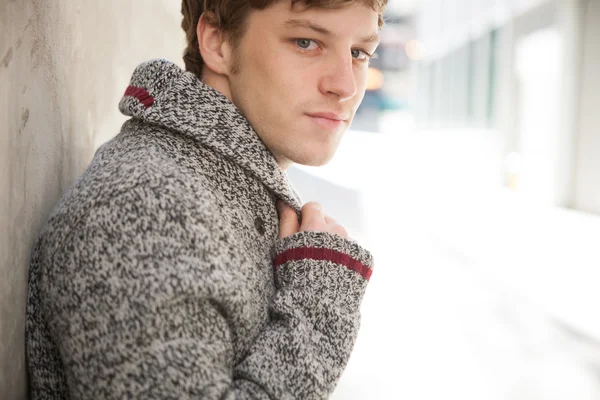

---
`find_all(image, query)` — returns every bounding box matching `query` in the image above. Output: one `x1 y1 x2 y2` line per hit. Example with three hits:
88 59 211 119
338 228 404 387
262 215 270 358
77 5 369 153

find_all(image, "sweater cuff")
273 231 374 281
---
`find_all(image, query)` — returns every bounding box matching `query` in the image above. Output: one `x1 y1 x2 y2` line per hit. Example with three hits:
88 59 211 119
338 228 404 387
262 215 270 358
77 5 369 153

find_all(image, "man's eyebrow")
361 33 381 44
285 19 332 35
284 19 380 43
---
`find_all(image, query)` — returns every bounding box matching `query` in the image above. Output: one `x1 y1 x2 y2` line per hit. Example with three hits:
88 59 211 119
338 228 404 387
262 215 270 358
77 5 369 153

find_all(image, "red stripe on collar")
124 85 154 108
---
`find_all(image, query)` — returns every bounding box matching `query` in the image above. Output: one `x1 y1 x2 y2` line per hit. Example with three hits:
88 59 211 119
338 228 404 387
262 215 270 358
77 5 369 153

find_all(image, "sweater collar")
119 59 302 211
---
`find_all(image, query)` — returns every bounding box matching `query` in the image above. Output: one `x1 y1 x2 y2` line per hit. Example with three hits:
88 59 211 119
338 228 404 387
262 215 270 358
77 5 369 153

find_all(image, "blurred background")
294 0 600 398
2 0 600 399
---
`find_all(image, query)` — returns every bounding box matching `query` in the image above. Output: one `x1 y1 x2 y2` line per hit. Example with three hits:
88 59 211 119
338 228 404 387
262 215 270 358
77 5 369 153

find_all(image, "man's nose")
318 54 358 101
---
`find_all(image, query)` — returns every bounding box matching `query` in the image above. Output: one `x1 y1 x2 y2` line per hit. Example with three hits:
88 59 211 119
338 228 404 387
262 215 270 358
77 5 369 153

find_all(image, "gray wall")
0 1 185 398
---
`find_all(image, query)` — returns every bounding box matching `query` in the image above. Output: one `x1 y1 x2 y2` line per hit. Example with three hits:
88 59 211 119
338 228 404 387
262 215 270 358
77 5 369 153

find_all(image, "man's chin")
290 150 335 167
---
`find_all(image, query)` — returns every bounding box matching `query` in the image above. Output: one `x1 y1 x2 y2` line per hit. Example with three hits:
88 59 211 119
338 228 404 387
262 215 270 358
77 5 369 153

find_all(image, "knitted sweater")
26 59 374 400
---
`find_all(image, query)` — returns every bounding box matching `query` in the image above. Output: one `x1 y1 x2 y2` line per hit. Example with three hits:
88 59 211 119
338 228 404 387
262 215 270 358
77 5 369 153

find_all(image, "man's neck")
200 69 292 172
200 71 234 103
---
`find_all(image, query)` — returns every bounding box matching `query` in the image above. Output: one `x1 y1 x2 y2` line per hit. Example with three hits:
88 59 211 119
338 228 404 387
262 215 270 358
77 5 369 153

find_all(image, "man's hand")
278 200 348 239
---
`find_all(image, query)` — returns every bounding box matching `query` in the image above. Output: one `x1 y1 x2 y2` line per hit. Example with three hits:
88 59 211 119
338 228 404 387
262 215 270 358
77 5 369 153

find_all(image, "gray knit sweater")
26 59 374 400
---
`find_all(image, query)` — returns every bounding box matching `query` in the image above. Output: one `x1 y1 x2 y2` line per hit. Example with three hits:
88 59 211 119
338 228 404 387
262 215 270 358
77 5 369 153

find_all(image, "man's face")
227 1 380 169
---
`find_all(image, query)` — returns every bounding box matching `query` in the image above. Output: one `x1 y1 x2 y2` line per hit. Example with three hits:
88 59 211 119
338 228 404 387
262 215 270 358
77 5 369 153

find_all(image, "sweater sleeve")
41 184 373 400
233 230 373 399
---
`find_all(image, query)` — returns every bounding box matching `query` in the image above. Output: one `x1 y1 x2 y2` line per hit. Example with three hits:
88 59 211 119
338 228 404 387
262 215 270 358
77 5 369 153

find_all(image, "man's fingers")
278 200 299 239
324 215 337 225
300 202 325 231
294 202 349 238
330 224 348 238
325 215 348 238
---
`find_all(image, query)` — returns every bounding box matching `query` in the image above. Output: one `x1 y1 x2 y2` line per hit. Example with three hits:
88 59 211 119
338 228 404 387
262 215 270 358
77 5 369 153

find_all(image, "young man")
26 0 386 398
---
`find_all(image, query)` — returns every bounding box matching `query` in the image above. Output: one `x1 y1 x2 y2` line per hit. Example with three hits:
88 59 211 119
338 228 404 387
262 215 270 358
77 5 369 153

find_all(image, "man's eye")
351 49 371 60
295 39 318 50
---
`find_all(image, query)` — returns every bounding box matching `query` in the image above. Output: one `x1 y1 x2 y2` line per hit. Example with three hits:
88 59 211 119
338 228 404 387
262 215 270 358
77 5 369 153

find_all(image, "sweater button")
254 217 265 235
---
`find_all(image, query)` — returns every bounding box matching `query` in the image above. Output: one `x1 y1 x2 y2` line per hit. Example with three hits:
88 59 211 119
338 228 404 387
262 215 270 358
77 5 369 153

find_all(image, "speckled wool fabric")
26 59 374 400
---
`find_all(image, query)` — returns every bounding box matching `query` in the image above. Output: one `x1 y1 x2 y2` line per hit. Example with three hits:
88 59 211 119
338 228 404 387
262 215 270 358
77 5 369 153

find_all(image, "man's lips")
307 112 350 122
306 112 350 132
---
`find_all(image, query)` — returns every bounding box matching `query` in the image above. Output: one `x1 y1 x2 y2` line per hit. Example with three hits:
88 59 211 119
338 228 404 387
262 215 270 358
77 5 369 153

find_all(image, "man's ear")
197 13 233 76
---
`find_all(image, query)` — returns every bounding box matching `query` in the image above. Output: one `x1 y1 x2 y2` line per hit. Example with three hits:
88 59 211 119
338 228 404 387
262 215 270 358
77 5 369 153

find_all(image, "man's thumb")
277 200 299 239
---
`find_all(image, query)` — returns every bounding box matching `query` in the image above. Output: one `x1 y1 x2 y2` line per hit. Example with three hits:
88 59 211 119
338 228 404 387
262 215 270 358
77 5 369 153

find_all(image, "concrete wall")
0 1 184 398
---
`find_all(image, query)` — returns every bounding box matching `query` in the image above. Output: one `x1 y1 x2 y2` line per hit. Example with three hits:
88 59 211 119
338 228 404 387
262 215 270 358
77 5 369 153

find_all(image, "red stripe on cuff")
124 85 154 108
273 247 372 281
